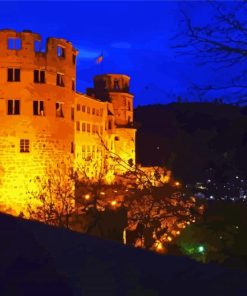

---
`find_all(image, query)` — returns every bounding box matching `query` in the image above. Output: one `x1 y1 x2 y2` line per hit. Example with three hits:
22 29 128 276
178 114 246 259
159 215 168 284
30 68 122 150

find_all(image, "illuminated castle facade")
0 29 136 214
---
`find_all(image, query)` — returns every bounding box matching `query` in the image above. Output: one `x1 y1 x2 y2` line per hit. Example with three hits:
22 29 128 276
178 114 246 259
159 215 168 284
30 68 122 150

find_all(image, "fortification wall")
0 30 77 214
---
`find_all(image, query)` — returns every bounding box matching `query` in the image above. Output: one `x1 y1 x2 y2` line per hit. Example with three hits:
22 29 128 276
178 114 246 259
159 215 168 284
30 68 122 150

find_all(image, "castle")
0 29 136 214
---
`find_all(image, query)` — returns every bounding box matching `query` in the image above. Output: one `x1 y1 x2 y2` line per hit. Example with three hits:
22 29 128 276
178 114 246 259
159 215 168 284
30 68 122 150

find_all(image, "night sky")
0 1 236 106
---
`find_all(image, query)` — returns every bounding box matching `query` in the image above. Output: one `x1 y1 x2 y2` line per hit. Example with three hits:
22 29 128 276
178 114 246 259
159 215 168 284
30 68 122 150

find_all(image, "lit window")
20 139 30 153
7 68 20 82
33 100 45 116
57 46 65 58
8 38 21 50
56 73 64 87
56 102 64 117
7 100 20 115
76 121 80 131
34 70 45 83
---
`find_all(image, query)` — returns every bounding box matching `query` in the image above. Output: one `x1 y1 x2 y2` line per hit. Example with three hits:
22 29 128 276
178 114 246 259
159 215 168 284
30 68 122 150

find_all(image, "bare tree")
27 161 75 229
175 1 247 104
26 136 202 251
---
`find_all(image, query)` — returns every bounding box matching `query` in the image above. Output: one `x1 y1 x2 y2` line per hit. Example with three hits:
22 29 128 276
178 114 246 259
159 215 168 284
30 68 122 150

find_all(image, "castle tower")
87 74 136 172
87 74 133 126
0 29 78 214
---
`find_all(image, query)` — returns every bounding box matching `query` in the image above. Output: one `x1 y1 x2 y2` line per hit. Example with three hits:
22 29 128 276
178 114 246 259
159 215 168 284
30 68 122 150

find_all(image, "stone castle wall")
0 29 76 214
0 30 136 215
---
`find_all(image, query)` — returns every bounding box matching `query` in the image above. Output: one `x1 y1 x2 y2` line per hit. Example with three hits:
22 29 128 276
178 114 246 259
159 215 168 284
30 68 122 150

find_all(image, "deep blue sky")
0 1 235 106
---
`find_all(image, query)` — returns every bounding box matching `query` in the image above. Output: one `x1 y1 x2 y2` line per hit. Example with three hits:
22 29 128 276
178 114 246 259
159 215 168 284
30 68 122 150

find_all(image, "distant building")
0 29 136 214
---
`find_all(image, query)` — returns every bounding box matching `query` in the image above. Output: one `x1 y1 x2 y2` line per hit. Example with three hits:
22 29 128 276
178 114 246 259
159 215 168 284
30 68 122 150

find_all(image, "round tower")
0 29 78 214
88 74 134 127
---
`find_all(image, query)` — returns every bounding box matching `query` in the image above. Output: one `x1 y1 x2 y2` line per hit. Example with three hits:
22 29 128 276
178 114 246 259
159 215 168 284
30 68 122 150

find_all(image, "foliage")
174 200 247 270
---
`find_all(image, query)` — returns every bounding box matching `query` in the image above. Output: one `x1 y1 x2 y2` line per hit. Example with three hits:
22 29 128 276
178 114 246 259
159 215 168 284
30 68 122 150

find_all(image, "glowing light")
186 221 190 225
84 194 90 200
198 245 205 253
176 230 180 235
100 192 105 195
175 181 180 186
156 241 164 251
111 200 117 206
167 236 172 242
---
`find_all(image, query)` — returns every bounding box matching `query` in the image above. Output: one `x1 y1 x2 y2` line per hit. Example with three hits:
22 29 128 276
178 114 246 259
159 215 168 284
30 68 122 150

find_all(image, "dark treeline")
135 102 247 183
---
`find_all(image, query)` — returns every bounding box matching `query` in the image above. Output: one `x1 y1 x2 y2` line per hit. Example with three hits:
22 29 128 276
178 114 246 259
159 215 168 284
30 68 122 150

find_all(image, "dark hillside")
135 103 247 183
0 213 247 295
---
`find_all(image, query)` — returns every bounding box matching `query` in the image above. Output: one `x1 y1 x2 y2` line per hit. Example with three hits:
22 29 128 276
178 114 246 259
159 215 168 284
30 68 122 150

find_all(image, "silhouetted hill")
0 213 247 295
135 103 247 183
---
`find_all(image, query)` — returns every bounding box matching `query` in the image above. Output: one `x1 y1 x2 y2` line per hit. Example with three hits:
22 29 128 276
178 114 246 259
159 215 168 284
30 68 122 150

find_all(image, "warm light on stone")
0 29 136 216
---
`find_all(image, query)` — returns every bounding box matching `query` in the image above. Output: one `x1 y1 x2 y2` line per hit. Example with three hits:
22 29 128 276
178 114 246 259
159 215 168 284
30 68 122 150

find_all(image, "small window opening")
20 139 30 153
8 100 20 115
33 100 45 116
56 73 64 87
8 38 21 50
8 68 20 82
56 102 64 117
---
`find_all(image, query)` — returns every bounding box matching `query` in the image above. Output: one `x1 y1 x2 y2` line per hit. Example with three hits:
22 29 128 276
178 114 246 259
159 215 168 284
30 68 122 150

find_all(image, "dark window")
72 80 75 91
34 70 45 83
56 73 64 87
20 139 30 153
8 38 21 50
56 102 64 117
71 142 74 154
114 79 120 90
77 104 80 111
8 68 20 82
108 120 112 130
72 54 76 64
76 121 80 131
33 100 45 116
7 100 20 115
82 122 86 132
128 101 131 111
57 46 65 58
115 136 120 141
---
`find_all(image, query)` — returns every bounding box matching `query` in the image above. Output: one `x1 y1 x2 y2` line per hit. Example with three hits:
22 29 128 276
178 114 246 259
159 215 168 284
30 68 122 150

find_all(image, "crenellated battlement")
0 29 78 77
